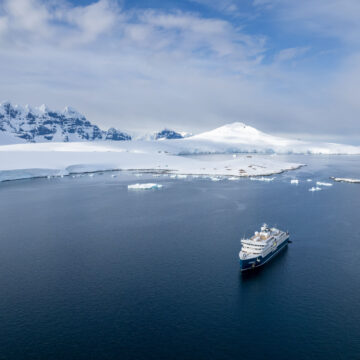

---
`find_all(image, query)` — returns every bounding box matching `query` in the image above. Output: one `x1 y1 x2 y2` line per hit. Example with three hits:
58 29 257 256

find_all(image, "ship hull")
240 237 289 271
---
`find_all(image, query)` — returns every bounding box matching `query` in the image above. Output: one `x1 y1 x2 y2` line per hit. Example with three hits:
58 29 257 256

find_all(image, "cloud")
0 0 120 46
61 0 120 45
0 0 359 141
274 47 310 63
254 0 360 44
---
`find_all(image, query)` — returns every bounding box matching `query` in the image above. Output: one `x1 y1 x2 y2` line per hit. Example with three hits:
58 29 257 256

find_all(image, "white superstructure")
239 224 289 271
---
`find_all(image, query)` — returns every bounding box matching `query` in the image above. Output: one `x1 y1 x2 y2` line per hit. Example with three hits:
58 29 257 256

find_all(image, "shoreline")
0 163 305 184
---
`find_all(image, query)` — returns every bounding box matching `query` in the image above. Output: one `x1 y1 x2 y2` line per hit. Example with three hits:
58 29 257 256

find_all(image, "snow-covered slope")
0 141 303 182
1 100 359 155
164 122 360 155
0 102 131 144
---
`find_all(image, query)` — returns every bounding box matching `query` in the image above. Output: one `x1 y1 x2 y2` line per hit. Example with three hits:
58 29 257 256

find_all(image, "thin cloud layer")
0 0 359 141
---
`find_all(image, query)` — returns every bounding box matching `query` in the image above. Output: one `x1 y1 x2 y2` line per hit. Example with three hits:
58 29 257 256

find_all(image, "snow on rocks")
128 183 163 190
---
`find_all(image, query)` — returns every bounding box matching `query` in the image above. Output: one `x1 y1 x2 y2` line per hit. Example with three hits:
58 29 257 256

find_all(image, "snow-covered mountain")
132 129 192 141
171 122 360 155
1 102 359 155
155 129 184 140
0 102 131 144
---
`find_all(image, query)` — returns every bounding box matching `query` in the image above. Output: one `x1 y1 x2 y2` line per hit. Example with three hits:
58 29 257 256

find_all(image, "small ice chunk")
307 179 312 182
88 173 94 177
111 174 117 178
290 179 299 184
309 186 322 192
250 177 274 182
128 183 163 190
134 173 142 177
232 154 237 158
316 181 333 187
210 176 221 181
228 177 239 181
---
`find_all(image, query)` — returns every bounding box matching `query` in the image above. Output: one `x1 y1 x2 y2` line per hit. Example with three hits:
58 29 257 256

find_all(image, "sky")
0 0 360 142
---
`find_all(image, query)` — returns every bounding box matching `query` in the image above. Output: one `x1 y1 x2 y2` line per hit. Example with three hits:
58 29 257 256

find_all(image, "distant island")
1 101 360 183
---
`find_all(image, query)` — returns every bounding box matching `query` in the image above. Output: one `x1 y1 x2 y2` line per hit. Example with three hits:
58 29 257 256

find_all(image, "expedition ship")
239 224 289 271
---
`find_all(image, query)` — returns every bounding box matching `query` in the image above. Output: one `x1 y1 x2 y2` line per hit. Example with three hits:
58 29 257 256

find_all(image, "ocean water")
0 155 360 360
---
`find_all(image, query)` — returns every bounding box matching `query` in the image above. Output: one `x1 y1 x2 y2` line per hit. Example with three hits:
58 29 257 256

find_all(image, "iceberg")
128 183 163 190
316 181 333 187
331 177 360 184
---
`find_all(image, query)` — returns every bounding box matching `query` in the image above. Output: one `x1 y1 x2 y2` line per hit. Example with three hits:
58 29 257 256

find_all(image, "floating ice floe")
128 183 163 190
331 177 360 183
228 177 239 181
210 176 221 181
316 181 332 187
250 177 275 182
307 179 312 182
290 179 299 184
309 186 322 192
134 173 142 177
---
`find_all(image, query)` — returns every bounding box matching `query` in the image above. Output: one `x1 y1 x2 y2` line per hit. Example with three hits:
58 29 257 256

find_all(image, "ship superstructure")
239 224 289 271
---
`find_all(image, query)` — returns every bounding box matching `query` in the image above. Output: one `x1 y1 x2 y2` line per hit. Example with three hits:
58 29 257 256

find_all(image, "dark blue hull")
240 238 289 271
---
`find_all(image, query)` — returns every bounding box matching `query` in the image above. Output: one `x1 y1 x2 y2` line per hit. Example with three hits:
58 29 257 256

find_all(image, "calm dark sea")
0 155 360 360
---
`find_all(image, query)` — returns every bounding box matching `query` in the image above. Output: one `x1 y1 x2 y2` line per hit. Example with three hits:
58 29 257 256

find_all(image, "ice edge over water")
331 177 360 184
